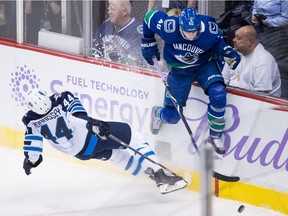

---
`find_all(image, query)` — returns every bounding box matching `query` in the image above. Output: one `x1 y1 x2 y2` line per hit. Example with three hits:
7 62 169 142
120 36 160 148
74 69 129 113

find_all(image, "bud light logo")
9 65 40 108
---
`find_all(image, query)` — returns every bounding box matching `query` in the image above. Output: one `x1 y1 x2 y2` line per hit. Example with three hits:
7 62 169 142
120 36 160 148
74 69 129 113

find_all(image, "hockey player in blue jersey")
141 8 241 155
22 89 187 194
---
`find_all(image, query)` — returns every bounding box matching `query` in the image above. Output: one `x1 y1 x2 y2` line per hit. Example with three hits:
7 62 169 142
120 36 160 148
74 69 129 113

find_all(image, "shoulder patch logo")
137 25 143 34
164 19 176 33
208 22 218 34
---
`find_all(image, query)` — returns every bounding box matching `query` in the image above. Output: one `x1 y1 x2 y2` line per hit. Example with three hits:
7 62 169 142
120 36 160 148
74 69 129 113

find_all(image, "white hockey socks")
109 132 161 176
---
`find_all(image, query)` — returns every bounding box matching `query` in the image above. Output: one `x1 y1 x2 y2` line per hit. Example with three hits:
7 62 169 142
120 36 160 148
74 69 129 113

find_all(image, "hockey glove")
23 154 43 175
87 118 110 140
141 38 160 65
223 46 241 70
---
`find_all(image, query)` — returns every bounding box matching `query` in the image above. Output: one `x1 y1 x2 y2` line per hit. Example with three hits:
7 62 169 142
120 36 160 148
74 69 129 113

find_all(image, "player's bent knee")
162 107 180 124
207 82 227 108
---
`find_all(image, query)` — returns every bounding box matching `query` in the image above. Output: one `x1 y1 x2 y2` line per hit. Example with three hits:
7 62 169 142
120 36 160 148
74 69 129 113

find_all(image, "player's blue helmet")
26 89 52 115
179 8 201 32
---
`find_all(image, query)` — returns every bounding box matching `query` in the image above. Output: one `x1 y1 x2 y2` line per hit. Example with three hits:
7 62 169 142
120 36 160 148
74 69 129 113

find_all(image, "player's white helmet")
26 89 52 115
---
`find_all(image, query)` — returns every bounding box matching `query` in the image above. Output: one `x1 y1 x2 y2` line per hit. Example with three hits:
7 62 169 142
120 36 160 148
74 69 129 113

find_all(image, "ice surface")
0 146 285 216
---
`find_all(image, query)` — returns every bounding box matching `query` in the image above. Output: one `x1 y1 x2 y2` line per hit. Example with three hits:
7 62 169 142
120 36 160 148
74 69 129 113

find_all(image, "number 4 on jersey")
40 116 73 144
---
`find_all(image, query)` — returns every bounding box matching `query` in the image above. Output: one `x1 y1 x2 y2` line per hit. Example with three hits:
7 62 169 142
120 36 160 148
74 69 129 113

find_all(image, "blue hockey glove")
223 46 241 70
87 118 110 140
141 38 160 65
23 154 43 175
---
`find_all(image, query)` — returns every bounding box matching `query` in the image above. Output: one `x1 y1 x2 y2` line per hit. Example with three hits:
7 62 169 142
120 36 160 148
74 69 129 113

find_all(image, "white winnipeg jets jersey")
22 91 89 162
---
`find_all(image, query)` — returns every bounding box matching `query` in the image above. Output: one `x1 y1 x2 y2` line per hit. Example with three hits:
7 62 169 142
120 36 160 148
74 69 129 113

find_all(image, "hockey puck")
238 205 245 213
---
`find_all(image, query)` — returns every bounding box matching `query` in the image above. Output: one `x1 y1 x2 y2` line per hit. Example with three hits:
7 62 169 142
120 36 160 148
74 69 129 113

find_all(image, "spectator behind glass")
92 0 148 68
216 1 253 47
0 1 16 40
251 0 288 61
222 25 281 97
25 0 61 45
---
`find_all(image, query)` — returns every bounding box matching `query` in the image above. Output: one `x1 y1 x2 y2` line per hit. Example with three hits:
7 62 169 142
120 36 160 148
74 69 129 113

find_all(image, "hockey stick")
108 133 187 181
152 59 240 182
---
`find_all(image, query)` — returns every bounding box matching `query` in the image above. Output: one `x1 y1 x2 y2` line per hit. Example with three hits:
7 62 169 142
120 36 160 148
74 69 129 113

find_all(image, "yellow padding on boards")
218 181 288 215
0 126 23 149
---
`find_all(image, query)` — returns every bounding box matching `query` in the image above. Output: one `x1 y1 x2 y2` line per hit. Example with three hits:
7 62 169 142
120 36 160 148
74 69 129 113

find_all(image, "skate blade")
159 180 188 194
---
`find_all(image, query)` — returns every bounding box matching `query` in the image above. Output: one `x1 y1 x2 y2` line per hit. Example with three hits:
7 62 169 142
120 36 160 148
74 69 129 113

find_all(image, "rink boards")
0 41 287 215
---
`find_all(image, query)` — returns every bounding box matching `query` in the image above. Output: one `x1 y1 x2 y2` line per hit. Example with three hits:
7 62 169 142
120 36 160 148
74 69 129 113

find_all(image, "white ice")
0 146 286 216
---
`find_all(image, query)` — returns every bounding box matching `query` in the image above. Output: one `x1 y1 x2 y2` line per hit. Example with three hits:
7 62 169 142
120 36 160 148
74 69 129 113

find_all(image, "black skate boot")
145 167 187 194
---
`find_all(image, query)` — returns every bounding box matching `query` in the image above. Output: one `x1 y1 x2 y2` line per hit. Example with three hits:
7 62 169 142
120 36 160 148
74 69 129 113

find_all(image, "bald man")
222 25 281 97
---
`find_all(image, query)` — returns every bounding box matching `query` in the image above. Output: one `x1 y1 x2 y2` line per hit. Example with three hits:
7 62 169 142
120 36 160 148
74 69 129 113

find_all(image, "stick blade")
213 171 240 182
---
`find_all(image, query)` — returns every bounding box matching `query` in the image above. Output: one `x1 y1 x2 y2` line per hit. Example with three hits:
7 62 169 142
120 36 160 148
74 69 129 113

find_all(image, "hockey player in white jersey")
22 89 187 194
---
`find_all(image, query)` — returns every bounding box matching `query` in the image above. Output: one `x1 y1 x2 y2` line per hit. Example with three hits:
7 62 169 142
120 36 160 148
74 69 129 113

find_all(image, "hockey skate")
150 106 163 135
207 136 226 155
145 167 187 194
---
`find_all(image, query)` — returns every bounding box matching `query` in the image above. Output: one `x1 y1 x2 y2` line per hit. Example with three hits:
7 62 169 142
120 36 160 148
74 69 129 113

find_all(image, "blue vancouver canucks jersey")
143 10 228 69
92 17 144 66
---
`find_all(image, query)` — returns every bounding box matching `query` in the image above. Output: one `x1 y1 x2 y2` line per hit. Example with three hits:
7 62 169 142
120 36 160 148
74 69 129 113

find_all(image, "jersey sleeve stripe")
70 106 86 114
144 10 157 28
23 146 43 152
67 99 82 111
25 135 43 141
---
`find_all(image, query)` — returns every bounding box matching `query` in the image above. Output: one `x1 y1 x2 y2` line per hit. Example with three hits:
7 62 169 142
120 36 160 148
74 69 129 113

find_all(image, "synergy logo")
9 65 40 108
